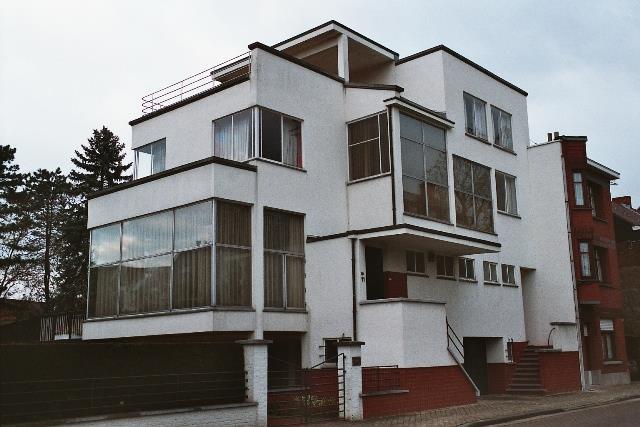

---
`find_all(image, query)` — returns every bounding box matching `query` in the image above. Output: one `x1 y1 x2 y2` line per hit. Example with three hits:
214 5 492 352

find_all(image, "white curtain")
151 139 166 173
233 110 252 161
499 112 513 149
214 115 233 159
282 117 301 167
473 98 487 139
506 176 518 214
216 202 252 306
119 255 171 314
122 211 173 260
174 201 212 250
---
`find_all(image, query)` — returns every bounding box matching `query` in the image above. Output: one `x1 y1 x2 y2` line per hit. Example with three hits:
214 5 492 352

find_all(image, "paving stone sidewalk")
324 383 640 426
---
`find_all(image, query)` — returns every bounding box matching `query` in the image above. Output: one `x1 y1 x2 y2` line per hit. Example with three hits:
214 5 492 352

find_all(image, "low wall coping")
360 389 409 397
359 298 446 306
236 339 273 345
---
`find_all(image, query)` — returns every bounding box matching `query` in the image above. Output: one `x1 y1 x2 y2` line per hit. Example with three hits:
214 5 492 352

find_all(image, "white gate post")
237 339 271 426
337 341 365 421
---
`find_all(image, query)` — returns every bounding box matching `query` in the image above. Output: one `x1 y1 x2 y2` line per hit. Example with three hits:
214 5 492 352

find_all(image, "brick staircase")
506 345 548 395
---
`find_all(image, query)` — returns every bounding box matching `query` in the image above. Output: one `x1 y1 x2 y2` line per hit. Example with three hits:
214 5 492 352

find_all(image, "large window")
491 106 513 150
400 113 449 221
496 171 518 215
264 209 305 308
463 93 488 140
600 319 616 361
260 109 302 168
87 200 252 318
214 109 254 161
453 156 494 233
348 112 390 181
134 138 166 179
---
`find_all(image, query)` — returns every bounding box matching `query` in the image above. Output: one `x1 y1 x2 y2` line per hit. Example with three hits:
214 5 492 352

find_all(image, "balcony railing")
141 52 251 115
40 312 84 341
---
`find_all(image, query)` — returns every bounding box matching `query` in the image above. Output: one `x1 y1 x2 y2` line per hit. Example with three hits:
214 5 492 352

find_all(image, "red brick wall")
362 366 476 418
487 363 516 394
538 351 581 393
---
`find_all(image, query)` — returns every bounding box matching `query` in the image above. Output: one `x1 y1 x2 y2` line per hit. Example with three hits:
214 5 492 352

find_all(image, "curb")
461 394 640 426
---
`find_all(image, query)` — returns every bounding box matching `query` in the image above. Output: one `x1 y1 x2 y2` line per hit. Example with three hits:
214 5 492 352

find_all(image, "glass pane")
265 252 283 307
446 257 454 277
216 247 251 306
349 139 381 180
473 98 488 139
453 157 472 193
135 144 152 178
400 113 422 142
427 183 449 221
348 115 379 145
379 114 390 173
216 202 251 247
286 256 305 308
264 210 304 254
467 259 475 279
119 255 171 315
483 262 491 281
406 251 415 271
475 197 494 232
502 264 508 282
507 176 518 214
214 115 233 159
173 246 211 309
403 176 426 215
496 172 506 211
261 109 282 162
151 139 166 174
473 164 492 199
425 147 448 185
492 107 501 145
402 139 424 179
455 191 474 228
422 122 446 151
282 117 302 167
175 201 212 251
90 224 120 266
88 265 118 317
415 252 425 273
464 93 475 134
122 211 173 260
233 110 253 161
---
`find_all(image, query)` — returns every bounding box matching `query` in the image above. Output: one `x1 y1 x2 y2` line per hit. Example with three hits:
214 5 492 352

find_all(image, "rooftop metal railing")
141 51 252 115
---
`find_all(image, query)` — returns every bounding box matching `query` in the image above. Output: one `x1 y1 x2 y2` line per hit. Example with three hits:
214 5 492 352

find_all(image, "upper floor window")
459 257 475 280
453 156 494 233
260 109 302 168
134 138 166 179
483 261 498 283
406 250 426 274
594 246 608 282
216 202 252 306
463 92 488 140
588 182 603 218
436 255 455 278
496 171 518 215
491 106 513 150
501 264 516 285
348 112 390 181
214 109 254 162
264 209 305 309
573 172 585 206
579 241 591 278
400 113 449 222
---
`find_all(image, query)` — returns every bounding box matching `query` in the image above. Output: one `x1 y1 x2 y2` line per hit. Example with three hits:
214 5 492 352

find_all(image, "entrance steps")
506 345 549 395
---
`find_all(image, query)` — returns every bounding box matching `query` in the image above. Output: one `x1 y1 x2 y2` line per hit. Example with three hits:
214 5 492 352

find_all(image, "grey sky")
1 0 638 201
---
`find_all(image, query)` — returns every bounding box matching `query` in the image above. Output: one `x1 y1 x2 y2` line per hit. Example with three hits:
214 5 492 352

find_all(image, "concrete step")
506 387 547 395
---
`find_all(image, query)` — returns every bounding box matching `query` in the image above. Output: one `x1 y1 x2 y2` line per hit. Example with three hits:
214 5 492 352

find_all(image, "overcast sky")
1 0 638 201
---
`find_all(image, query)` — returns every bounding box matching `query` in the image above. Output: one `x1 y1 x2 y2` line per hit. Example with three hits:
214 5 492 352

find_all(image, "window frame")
347 111 390 182
587 181 604 219
458 257 476 281
490 105 513 150
259 108 303 169
593 245 608 283
495 170 518 215
212 108 255 162
600 319 616 361
483 261 499 284
579 240 592 279
134 138 166 179
406 250 426 275
436 255 455 279
501 264 517 286
463 92 488 141
453 156 495 233
573 172 585 206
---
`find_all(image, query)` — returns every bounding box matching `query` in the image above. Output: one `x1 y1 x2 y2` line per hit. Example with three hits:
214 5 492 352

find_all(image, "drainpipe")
351 238 358 341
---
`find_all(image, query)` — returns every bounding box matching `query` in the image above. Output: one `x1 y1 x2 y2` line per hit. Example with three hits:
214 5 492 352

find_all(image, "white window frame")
573 172 585 206
436 255 455 279
501 264 517 285
406 250 426 275
463 92 488 140
490 105 513 150
134 138 166 179
458 257 475 281
496 170 518 215
483 261 499 284
347 111 390 182
259 108 303 169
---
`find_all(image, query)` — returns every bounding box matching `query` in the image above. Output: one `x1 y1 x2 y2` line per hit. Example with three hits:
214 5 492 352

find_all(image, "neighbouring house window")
436 255 455 278
134 138 166 179
216 202 252 306
496 171 518 215
579 241 591 278
491 106 513 150
600 319 616 361
453 156 494 233
459 258 475 280
588 182 603 218
594 246 607 282
348 112 390 180
213 109 254 162
573 172 585 206
406 250 426 274
483 261 498 283
502 264 516 285
463 92 488 140
264 209 305 308
400 113 450 221
260 109 302 168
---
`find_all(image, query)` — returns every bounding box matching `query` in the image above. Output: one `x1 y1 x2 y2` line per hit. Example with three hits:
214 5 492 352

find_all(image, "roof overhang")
586 158 620 180
384 96 454 129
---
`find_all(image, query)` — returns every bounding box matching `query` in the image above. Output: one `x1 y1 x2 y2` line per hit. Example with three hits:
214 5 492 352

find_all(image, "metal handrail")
446 319 464 362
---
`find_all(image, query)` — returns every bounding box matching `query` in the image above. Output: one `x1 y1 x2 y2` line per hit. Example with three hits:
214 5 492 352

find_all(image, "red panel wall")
383 271 408 298
538 351 581 393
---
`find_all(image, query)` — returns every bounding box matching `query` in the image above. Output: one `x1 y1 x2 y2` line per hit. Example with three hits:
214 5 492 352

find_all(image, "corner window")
213 109 254 162
573 172 585 206
406 250 426 274
463 92 488 140
483 261 498 283
348 112 390 181
400 113 450 221
588 182 603 218
459 258 475 280
436 255 455 278
501 264 516 285
453 156 494 233
260 109 302 168
496 171 518 215
491 106 513 150
600 319 616 361
134 138 166 179
264 209 305 308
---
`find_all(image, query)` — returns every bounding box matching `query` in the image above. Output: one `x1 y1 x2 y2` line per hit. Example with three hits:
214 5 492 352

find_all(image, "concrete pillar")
237 339 272 426
337 341 364 421
337 34 349 81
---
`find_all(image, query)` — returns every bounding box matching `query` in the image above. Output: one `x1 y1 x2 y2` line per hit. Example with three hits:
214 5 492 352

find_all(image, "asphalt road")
495 398 640 427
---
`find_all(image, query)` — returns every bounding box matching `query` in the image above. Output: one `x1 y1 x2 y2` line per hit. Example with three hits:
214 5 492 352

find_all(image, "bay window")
264 209 305 309
588 182 603 218
453 156 494 233
579 241 591 278
463 92 488 140
216 202 252 306
134 138 166 179
496 171 518 215
260 109 302 168
573 172 585 206
348 112 390 181
491 106 513 150
401 113 450 221
594 246 607 282
600 319 616 361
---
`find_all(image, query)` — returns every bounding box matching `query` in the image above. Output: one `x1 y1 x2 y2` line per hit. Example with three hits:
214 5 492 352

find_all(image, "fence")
40 312 84 341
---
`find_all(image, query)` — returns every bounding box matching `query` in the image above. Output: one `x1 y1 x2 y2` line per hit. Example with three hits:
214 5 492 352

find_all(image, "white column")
237 339 271 426
337 34 350 81
337 341 364 421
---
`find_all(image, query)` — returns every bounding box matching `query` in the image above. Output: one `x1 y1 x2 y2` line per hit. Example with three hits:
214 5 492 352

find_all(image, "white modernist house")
83 21 584 422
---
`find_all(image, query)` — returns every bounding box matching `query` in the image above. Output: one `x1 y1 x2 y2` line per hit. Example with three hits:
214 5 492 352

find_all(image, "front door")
463 337 488 394
365 246 384 300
